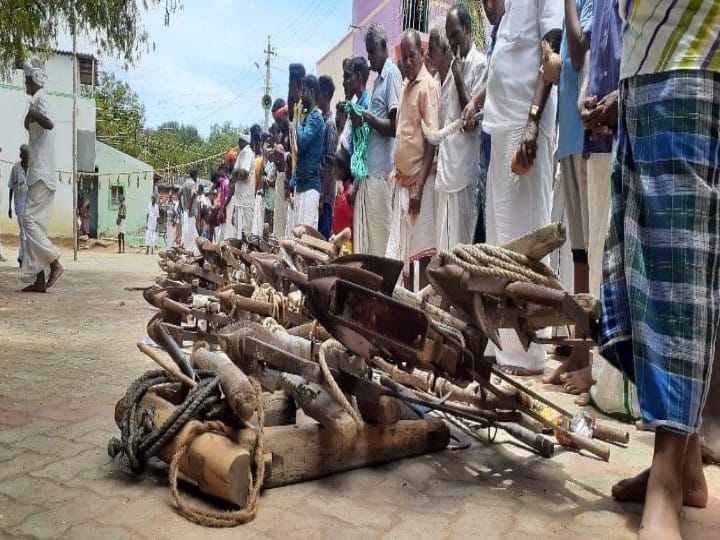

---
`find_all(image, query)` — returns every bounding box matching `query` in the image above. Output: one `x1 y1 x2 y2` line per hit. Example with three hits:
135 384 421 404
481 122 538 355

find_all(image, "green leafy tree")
0 0 182 71
95 72 145 158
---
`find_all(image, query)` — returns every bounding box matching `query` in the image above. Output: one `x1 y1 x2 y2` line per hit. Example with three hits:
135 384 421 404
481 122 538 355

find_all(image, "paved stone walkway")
1 247 718 539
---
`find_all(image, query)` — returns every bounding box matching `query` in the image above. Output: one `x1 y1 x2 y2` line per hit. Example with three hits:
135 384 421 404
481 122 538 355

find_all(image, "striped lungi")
599 70 720 434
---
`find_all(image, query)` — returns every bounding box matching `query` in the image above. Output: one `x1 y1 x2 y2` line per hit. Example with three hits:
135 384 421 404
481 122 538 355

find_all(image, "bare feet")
561 366 594 395
613 457 708 507
21 272 46 293
46 260 64 289
542 345 590 385
496 364 544 376
574 392 590 406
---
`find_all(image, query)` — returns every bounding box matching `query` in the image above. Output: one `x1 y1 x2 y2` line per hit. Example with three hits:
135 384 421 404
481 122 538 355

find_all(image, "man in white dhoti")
165 192 179 249
293 75 325 229
385 30 440 291
145 195 159 255
21 59 63 293
482 0 563 375
428 8 486 253
7 145 29 266
351 24 403 256
179 170 198 252
227 133 255 238
271 99 290 238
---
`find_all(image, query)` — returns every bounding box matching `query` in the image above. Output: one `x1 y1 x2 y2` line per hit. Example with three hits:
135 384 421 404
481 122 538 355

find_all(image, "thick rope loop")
318 339 363 425
169 377 266 527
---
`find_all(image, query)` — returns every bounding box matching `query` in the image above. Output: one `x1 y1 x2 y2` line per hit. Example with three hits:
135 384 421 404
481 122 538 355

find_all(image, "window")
110 185 124 208
402 0 428 33
78 56 96 87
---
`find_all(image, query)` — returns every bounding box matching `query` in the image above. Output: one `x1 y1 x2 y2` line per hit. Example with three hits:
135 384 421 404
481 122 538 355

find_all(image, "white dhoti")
232 205 254 237
21 180 60 283
251 194 264 236
294 189 320 229
273 172 287 238
435 183 477 253
485 128 553 372
386 175 437 277
145 228 157 247
181 210 198 251
354 175 391 256
586 150 640 417
17 212 27 263
165 224 176 248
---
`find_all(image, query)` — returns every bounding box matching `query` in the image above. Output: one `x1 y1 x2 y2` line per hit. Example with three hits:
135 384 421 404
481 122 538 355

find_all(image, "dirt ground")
1 241 719 539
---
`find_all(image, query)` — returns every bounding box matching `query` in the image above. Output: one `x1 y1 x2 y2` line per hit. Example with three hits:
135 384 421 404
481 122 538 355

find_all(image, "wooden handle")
524 408 610 462
593 421 630 445
137 342 196 388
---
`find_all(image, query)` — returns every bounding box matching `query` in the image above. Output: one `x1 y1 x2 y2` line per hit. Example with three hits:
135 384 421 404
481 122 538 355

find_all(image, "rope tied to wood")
108 369 222 474
318 339 363 426
439 244 562 290
169 377 266 527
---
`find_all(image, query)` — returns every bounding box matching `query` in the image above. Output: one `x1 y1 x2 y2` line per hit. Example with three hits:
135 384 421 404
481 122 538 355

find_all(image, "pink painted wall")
351 0 457 61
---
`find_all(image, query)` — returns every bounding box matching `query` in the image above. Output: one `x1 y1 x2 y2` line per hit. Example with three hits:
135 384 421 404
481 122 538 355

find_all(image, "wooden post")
235 419 450 489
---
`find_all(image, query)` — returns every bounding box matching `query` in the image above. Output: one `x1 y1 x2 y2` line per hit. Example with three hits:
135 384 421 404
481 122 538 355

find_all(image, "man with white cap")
226 132 255 238
21 59 63 292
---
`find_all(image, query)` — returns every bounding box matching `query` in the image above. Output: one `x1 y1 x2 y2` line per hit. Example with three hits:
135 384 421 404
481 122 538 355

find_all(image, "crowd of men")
3 1 719 536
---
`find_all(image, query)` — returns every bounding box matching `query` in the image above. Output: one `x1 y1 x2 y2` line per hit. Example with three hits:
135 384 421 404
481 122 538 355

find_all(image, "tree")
0 0 182 72
96 72 146 158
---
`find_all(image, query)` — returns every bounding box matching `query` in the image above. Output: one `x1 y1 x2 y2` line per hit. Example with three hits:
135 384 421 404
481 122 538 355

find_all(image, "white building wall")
0 53 95 238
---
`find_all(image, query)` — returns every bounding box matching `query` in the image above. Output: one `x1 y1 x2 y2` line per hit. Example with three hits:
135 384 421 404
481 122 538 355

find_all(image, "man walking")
293 75 325 229
318 75 337 239
482 0 563 375
599 3 720 537
354 23 403 256
7 145 29 266
21 59 63 293
385 30 440 290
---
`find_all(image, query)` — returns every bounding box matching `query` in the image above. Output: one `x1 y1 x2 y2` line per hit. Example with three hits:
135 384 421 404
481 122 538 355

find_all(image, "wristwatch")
529 104 541 122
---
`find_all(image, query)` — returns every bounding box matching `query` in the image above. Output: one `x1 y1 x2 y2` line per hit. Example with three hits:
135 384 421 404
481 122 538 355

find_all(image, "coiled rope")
439 244 562 290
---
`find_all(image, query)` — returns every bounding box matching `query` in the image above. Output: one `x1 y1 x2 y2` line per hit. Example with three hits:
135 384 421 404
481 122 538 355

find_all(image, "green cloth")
345 101 370 182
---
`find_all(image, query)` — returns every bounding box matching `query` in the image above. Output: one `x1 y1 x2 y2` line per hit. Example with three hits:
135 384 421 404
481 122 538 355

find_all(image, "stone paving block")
0 495 42 530
12 493 126 539
1 451 57 479
29 449 107 483
14 435 88 458
380 509 452 540
0 420 66 445
64 523 134 540
0 474 85 506
0 444 24 463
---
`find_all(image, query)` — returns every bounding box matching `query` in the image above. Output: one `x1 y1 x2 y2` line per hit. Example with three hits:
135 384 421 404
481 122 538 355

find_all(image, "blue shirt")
367 59 402 177
295 106 325 193
583 0 623 155
557 0 594 160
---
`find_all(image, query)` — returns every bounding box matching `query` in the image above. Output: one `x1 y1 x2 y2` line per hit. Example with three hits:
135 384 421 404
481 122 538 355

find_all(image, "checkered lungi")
599 70 720 434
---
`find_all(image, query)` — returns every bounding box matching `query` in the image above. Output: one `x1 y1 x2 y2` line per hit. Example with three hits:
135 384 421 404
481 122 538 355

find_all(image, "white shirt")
147 203 159 231
27 89 57 190
8 161 28 215
436 46 487 193
233 146 256 207
482 0 563 138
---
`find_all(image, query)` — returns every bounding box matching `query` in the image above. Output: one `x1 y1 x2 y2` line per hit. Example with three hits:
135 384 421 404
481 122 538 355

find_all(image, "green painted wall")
95 141 154 238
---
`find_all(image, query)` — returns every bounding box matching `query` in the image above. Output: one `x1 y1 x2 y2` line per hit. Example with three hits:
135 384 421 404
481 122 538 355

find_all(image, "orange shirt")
254 156 264 193
392 64 440 187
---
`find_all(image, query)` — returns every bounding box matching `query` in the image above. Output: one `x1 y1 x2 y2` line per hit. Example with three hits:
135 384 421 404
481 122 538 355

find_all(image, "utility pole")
262 35 277 130
71 5 78 262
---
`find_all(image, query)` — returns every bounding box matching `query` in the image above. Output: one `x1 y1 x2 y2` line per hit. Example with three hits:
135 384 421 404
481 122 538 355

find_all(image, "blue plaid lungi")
599 70 720 434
